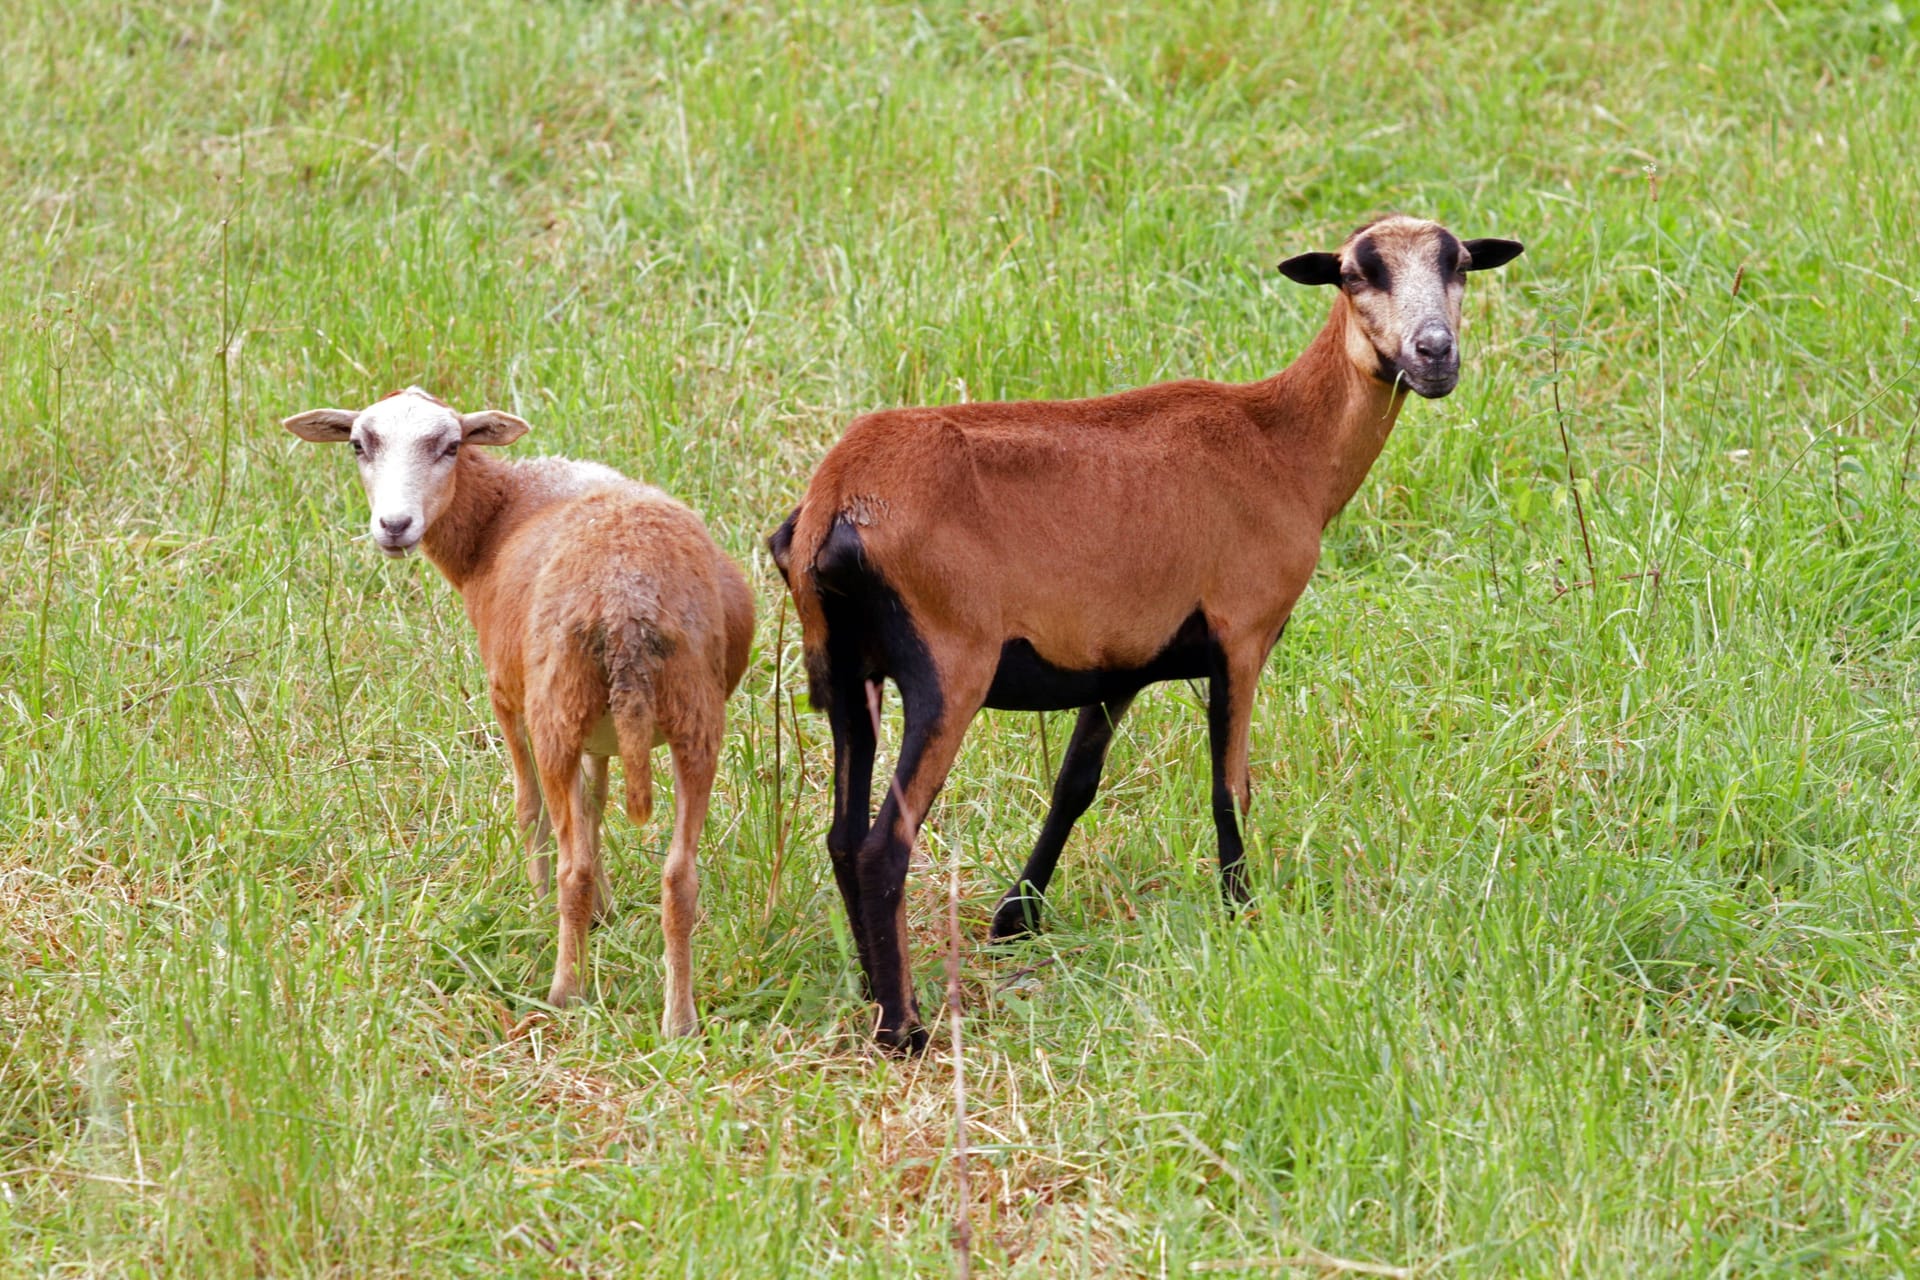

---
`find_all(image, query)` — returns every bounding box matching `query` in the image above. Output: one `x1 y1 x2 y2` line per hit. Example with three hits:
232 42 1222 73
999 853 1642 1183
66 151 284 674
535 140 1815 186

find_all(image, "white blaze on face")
352 388 466 556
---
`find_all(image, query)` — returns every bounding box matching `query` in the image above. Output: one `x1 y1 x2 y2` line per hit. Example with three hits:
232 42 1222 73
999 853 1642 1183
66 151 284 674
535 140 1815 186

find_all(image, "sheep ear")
459 410 530 446
1277 252 1342 287
1463 239 1525 272
282 409 357 442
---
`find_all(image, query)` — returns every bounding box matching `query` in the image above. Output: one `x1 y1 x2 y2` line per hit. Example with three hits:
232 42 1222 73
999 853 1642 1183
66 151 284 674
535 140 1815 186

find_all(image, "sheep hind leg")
991 695 1135 942
856 651 994 1055
580 753 615 924
658 708 719 1040
533 735 594 1008
825 667 880 1000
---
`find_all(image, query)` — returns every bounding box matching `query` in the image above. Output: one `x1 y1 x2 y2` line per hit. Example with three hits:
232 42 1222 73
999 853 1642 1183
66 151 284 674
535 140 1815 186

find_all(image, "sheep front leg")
991 694 1135 942
1205 637 1266 908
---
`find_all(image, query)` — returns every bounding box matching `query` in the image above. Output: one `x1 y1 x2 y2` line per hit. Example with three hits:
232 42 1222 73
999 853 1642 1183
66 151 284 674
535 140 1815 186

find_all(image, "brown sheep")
769 216 1523 1052
284 388 755 1036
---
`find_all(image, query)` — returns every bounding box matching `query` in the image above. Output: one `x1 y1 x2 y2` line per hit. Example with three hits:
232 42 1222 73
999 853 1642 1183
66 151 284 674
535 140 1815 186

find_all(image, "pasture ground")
3 1 1919 1274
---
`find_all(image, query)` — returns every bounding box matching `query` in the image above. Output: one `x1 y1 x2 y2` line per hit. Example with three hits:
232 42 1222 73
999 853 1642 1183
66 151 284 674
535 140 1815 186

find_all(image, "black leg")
991 696 1135 941
855 668 949 1056
1207 646 1250 907
807 518 984 1055
855 801 925 1054
826 670 879 997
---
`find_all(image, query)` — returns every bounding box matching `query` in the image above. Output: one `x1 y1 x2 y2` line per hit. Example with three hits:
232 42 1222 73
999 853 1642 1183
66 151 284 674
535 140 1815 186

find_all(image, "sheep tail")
605 622 660 825
769 502 836 710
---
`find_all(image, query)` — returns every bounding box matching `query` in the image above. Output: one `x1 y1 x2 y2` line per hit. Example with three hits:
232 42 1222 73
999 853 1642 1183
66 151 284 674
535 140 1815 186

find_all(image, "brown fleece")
418 447 754 1034
771 214 1521 1050
785 294 1399 699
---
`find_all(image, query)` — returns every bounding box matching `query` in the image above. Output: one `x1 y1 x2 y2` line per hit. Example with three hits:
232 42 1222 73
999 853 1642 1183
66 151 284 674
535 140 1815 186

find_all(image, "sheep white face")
282 388 529 557
1278 217 1524 399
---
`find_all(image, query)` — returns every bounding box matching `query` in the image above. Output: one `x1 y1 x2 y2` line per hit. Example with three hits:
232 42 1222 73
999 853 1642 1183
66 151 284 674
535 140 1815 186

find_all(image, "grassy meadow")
4 0 1920 1273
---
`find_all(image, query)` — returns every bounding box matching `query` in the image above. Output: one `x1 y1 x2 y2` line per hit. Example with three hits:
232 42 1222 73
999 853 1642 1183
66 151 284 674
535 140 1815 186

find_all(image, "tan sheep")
285 388 754 1035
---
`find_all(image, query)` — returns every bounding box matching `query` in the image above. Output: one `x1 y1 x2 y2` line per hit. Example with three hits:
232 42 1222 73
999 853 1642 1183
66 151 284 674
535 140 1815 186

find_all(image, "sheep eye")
443 440 461 459
350 438 365 457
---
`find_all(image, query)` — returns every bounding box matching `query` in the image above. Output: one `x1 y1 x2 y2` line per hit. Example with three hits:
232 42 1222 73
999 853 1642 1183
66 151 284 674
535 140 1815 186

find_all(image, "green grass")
3 0 1919 1273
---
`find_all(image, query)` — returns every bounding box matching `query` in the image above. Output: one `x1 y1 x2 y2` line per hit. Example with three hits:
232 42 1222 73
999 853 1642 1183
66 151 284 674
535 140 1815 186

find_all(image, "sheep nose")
1414 328 1455 361
379 515 415 540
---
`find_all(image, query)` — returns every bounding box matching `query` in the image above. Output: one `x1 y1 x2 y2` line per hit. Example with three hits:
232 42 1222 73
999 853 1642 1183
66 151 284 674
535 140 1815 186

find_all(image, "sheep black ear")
1277 252 1343 286
282 409 357 442
459 410 531 446
1463 239 1525 272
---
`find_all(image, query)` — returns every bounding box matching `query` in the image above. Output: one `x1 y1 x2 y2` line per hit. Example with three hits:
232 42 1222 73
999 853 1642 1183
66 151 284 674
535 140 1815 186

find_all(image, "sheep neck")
420 447 514 591
1252 295 1410 529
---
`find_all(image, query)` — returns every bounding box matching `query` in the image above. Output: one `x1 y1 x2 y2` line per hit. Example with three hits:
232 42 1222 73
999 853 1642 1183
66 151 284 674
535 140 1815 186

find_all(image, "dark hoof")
874 1022 930 1057
990 893 1044 943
